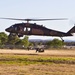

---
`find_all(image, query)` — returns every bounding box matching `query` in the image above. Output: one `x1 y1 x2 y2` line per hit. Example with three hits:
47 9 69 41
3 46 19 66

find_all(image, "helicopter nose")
5 28 11 32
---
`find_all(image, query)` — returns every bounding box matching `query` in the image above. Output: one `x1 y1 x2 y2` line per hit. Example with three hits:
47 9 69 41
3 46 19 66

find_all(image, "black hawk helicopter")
0 17 75 42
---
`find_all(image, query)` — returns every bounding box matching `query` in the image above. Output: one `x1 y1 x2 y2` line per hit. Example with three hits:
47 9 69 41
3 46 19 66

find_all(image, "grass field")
0 49 75 75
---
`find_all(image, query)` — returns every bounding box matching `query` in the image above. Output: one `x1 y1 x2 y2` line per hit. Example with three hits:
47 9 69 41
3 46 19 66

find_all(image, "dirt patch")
0 49 75 56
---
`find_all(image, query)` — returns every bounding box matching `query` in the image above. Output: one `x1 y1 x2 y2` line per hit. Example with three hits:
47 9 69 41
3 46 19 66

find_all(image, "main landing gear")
60 37 64 42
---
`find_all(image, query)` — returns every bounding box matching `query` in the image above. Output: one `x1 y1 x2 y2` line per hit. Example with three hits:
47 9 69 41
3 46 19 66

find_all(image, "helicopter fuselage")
5 23 72 37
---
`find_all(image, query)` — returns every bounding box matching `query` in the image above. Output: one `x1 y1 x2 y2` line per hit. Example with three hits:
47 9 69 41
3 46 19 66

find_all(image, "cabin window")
24 27 26 31
15 27 17 31
27 28 31 31
24 27 31 31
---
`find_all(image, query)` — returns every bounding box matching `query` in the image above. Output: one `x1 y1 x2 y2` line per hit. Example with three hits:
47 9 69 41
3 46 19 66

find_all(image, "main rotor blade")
0 17 27 21
31 18 68 21
0 17 68 21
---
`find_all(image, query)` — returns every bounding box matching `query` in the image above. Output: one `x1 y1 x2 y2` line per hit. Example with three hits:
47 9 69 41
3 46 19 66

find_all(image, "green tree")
29 42 34 46
0 40 1 45
47 38 64 48
22 36 29 47
0 32 8 45
15 39 23 45
16 36 29 47
51 39 64 48
8 33 19 45
46 41 52 46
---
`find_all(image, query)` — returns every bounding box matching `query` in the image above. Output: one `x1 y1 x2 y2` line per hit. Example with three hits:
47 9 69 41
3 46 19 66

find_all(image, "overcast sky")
0 0 75 40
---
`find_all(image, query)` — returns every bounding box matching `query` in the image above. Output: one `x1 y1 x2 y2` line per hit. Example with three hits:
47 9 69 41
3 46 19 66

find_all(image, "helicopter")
0 17 75 42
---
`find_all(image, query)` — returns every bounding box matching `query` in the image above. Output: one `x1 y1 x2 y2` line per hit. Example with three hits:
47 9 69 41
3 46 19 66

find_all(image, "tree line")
0 32 30 49
0 32 74 49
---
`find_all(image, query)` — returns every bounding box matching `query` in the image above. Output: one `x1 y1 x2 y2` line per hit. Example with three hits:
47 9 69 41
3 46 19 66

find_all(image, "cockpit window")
11 25 14 28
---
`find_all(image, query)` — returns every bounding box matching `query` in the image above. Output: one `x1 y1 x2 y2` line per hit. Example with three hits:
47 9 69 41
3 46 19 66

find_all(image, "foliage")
15 36 30 47
47 38 64 48
0 32 30 49
7 33 19 45
0 32 8 45
0 32 70 49
22 36 29 47
29 42 34 46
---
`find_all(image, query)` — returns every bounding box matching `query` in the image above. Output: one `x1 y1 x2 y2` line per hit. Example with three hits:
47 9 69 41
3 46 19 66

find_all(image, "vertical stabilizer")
67 26 75 33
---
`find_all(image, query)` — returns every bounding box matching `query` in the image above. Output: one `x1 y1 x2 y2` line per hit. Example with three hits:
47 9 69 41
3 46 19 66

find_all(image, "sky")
0 0 75 41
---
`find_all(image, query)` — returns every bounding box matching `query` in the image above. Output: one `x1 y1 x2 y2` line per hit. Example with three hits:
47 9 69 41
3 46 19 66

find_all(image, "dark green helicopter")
0 17 75 42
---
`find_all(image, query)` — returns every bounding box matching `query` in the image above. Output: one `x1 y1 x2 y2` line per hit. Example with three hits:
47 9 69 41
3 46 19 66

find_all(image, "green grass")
0 54 75 65
0 54 75 75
